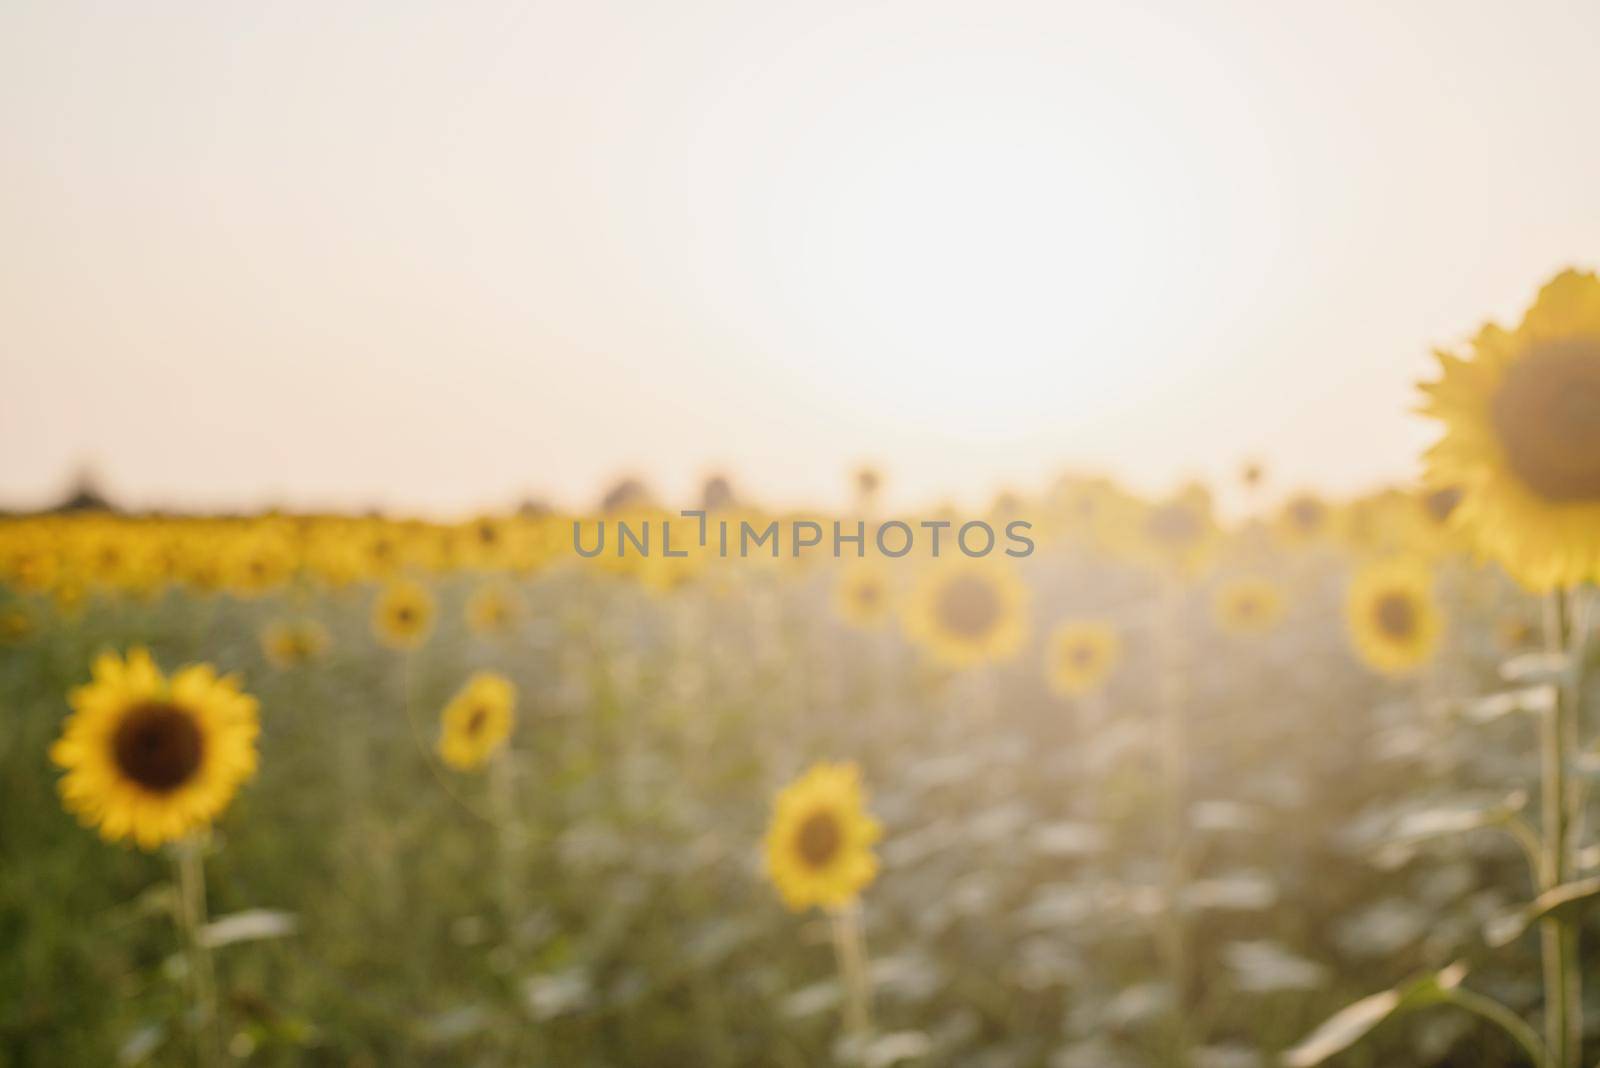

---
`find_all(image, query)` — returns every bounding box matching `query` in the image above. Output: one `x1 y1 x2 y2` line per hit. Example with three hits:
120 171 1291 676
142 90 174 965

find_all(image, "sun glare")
683 8 1281 443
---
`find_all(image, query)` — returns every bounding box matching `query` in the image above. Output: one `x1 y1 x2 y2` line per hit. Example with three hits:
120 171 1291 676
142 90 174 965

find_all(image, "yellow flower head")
465 583 524 635
902 558 1029 668
261 618 331 668
2 526 61 594
1127 485 1220 577
0 606 33 644
1046 474 1133 553
457 515 512 571
52 648 259 850
854 465 882 502
763 762 881 912
373 579 435 650
833 561 894 629
1420 268 1600 590
1417 484 1465 532
1275 493 1333 548
1213 577 1286 635
1045 620 1121 698
437 672 517 771
225 526 298 598
303 522 368 587
1345 560 1443 676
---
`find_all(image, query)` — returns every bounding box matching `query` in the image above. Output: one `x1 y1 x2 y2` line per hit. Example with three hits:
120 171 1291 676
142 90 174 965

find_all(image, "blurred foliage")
0 498 1593 1067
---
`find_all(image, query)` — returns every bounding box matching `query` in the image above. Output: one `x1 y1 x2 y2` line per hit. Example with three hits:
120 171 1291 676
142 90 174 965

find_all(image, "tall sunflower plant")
1289 270 1600 1068
53 647 291 1067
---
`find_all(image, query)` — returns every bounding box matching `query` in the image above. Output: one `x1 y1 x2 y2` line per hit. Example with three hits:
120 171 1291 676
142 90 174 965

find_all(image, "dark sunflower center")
112 701 204 793
1068 642 1097 669
1373 592 1417 640
795 810 843 868
394 605 416 626
1146 503 1201 546
935 574 1002 639
465 705 489 735
475 523 499 546
853 582 883 610
1288 498 1325 531
1234 596 1261 619
1422 486 1463 524
1490 339 1600 502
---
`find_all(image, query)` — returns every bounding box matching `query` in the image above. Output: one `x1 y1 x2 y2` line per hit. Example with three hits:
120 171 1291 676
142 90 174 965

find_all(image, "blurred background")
4 0 1600 515
3 4 1600 1068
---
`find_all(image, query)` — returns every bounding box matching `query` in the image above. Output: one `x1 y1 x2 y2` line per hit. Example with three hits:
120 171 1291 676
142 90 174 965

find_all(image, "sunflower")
303 521 368 587
51 648 259 849
1399 483 1472 559
456 515 511 572
1345 561 1443 675
1047 474 1132 552
1045 621 1121 697
1418 485 1464 530
1337 489 1417 559
261 618 330 668
834 562 893 629
465 583 524 635
437 672 517 771
0 524 60 594
1421 268 1600 590
902 558 1029 667
1129 485 1220 576
1213 577 1286 635
1275 493 1333 547
225 526 298 598
177 532 229 594
0 606 32 644
372 579 435 650
854 465 882 504
763 762 881 912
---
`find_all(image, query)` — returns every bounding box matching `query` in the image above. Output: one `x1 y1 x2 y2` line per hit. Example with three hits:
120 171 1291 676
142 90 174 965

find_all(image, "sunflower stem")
488 747 521 937
1438 987 1551 1068
1157 578 1192 1065
1542 589 1581 1068
172 837 222 1068
829 902 873 1042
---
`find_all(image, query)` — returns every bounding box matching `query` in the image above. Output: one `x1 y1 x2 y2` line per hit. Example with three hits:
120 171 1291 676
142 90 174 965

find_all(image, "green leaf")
1500 653 1570 685
1388 792 1527 844
1461 687 1556 723
1282 962 1466 1067
1485 877 1600 948
116 1022 166 1066
198 909 298 949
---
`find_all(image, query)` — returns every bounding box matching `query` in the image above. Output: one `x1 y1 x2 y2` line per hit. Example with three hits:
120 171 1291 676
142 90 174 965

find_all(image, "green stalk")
488 748 520 933
1157 579 1191 1065
829 903 873 1041
1439 987 1550 1068
172 837 222 1068
1542 590 1581 1068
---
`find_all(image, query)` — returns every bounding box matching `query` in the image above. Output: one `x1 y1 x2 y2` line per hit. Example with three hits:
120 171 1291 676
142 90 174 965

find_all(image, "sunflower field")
1 269 1598 1068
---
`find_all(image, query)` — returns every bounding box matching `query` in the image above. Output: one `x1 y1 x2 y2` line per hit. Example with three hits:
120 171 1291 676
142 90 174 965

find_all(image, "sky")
2 1 1599 516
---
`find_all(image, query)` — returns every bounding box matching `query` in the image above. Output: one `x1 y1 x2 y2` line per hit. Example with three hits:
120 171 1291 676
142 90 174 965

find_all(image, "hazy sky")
3 1 1598 515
